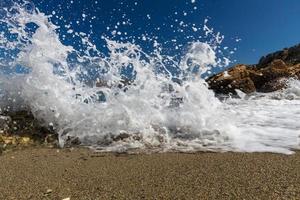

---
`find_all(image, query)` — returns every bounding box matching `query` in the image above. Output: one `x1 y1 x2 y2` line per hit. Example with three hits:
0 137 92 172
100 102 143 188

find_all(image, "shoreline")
1 147 300 199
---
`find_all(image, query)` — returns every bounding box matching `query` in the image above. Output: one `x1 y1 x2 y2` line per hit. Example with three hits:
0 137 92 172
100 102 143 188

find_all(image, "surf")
0 1 299 154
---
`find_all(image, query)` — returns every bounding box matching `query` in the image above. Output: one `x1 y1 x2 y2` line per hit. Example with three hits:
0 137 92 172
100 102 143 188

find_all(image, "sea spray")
0 1 299 154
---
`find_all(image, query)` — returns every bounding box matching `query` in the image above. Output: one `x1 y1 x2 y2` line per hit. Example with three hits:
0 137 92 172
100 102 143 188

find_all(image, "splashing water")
0 1 299 154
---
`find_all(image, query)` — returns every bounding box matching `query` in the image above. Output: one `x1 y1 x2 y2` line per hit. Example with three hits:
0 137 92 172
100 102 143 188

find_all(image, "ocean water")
0 1 299 154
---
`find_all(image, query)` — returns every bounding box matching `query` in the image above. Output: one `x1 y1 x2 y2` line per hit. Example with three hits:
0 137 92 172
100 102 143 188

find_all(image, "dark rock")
113 132 131 141
0 115 11 132
65 136 81 147
259 77 288 93
258 44 300 67
0 111 58 151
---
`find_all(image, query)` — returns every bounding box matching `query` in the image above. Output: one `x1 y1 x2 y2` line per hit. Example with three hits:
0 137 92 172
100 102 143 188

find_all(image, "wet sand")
1 148 300 200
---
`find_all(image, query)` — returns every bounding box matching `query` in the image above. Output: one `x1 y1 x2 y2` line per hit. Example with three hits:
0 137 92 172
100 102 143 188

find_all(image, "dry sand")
1 148 300 200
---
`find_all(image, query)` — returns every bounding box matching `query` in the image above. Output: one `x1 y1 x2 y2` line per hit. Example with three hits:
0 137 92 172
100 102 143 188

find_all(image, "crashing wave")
0 1 299 154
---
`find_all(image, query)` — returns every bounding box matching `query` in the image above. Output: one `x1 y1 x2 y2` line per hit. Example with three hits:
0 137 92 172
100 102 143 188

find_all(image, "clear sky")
5 0 300 67
202 0 300 64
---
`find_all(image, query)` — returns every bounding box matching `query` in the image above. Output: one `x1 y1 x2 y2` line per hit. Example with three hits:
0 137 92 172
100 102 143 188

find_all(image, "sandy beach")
0 148 300 200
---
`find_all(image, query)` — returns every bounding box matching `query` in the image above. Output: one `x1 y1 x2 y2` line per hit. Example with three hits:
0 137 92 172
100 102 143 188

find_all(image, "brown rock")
259 78 287 93
207 44 300 94
207 65 256 94
258 44 300 67
231 77 256 94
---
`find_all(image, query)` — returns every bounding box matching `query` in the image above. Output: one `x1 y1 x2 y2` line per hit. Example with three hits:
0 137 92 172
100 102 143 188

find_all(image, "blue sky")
2 0 300 68
28 0 300 66
203 0 300 64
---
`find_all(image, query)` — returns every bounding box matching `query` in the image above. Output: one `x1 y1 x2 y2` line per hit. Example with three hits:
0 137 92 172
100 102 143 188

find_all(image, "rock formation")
207 44 300 94
0 111 57 154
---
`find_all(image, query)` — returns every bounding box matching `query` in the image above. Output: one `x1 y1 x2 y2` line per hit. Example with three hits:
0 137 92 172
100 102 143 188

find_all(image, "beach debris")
44 189 53 196
62 197 71 200
46 189 53 193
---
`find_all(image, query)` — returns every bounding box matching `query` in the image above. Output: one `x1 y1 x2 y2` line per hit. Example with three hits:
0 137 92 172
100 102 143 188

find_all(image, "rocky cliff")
207 44 300 94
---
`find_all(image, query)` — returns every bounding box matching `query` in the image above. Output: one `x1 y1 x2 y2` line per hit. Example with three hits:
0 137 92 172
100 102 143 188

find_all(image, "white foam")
0 1 299 154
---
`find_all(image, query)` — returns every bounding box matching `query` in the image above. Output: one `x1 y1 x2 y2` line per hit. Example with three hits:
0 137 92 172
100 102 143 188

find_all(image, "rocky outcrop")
207 44 300 94
0 111 58 154
258 44 300 67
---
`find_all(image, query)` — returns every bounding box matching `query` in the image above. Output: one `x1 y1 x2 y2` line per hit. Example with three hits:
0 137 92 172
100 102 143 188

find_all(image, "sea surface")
0 1 299 154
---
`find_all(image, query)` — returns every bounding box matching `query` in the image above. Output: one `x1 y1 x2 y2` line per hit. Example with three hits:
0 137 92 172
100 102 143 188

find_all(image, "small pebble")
45 189 53 194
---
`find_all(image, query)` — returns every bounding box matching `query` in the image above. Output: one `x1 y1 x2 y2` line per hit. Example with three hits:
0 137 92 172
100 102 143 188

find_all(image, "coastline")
1 147 300 199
